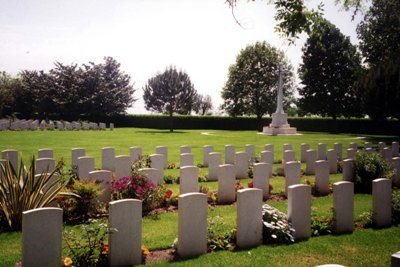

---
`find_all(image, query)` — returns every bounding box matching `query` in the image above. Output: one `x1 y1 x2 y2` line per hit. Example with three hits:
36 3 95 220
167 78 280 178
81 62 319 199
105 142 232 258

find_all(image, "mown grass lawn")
0 128 399 266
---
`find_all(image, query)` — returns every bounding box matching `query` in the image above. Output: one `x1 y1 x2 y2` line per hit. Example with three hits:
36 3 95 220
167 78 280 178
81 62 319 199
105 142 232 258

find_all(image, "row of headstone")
21 178 393 266
0 118 112 131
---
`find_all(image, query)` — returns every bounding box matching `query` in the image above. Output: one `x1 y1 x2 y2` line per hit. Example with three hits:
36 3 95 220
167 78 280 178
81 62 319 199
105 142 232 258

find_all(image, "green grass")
0 129 398 266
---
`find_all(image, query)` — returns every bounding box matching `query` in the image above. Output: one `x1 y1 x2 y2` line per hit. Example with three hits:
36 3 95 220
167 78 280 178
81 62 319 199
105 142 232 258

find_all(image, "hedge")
99 114 400 135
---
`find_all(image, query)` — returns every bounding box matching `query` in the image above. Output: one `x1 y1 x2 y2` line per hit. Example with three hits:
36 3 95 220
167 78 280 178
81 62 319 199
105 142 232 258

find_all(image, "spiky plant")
0 157 67 231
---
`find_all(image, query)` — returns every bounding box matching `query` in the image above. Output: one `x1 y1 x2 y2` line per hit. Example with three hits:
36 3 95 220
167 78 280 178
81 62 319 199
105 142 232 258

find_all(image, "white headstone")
89 170 112 203
109 199 142 266
36 158 55 174
372 178 392 228
264 144 274 155
178 193 207 258
180 153 194 168
392 141 399 157
288 184 311 241
139 167 163 185
156 146 168 169
260 150 273 165
342 158 355 182
383 147 392 163
283 143 293 152
318 143 327 160
203 145 213 167
349 142 358 150
236 188 263 248
305 149 316 175
71 148 85 167
334 143 343 161
180 145 191 154
102 147 115 171
327 149 337 174
245 144 255 164
150 154 165 173
284 161 301 196
115 155 132 179
253 162 271 199
392 251 400 267
22 208 62 267
2 149 18 171
364 142 372 150
109 123 114 130
225 145 235 165
347 148 356 159
301 143 310 163
333 181 354 233
77 156 95 180
217 164 236 204
315 160 330 196
283 150 296 163
38 148 53 159
180 166 199 194
130 146 142 162
208 152 221 181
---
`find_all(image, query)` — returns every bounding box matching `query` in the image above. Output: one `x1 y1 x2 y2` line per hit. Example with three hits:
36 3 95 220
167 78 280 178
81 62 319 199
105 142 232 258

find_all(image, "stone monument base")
262 112 297 136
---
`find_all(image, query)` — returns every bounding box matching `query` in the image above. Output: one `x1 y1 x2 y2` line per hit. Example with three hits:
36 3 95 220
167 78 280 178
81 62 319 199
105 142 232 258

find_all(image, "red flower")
164 189 173 199
248 181 254 188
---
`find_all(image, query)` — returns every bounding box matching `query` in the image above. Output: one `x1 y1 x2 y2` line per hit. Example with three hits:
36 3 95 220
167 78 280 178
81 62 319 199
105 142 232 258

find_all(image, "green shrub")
0 157 67 230
207 215 236 252
262 204 294 244
59 180 103 224
311 216 333 236
353 151 394 193
392 189 400 225
63 220 114 267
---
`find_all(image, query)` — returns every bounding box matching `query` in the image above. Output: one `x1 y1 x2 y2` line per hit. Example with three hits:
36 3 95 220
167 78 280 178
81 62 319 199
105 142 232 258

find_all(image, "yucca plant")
0 156 68 231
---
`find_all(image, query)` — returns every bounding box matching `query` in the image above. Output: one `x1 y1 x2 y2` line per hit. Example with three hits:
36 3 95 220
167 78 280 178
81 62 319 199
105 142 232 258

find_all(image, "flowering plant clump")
112 175 166 214
63 219 114 267
262 204 294 244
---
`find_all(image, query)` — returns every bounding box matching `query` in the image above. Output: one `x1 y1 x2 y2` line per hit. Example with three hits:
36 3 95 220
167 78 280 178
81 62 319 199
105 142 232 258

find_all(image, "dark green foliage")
352 151 394 193
311 216 333 236
356 57 400 120
2 57 136 120
143 66 198 132
392 189 400 224
298 19 363 120
221 41 295 130
357 0 400 66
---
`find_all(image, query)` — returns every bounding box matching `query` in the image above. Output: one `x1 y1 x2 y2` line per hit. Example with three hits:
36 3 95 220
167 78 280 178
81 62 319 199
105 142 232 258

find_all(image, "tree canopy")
355 0 400 120
143 66 198 132
221 41 295 126
0 57 136 120
298 19 362 119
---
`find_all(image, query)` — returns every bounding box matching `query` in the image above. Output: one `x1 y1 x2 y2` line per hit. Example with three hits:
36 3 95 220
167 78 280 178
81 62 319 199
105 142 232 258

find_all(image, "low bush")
63 220 114 267
311 216 333 236
353 151 394 193
59 180 104 224
0 157 66 230
112 175 166 214
207 215 236 252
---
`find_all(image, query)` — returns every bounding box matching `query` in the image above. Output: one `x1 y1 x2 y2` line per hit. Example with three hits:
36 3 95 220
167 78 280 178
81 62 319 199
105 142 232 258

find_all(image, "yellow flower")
141 245 150 256
63 257 73 267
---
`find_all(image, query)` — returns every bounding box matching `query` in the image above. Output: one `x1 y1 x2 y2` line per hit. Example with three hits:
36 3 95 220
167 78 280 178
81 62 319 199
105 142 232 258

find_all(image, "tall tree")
194 94 213 115
355 0 400 120
221 41 295 128
0 72 20 118
143 66 198 132
357 0 400 66
298 19 363 120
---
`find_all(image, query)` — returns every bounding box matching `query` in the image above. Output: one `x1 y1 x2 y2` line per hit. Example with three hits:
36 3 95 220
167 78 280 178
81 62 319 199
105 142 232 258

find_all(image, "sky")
0 0 365 114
